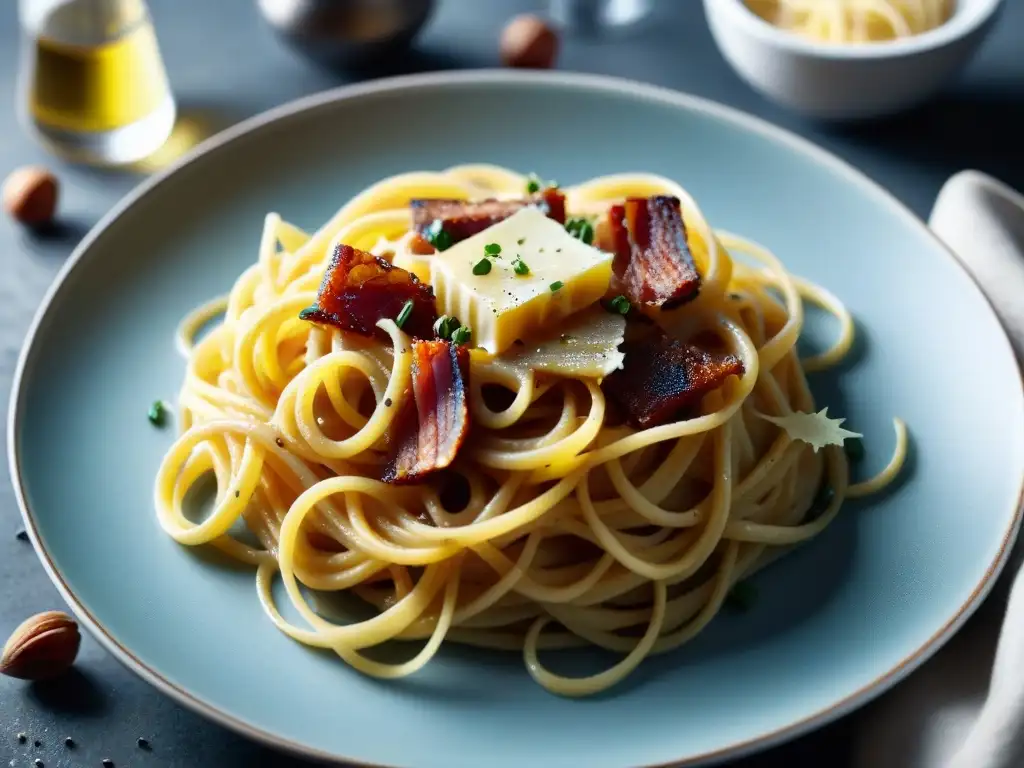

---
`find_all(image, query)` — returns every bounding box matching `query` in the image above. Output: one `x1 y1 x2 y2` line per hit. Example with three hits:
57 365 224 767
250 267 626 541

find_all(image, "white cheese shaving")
758 408 862 453
499 306 625 379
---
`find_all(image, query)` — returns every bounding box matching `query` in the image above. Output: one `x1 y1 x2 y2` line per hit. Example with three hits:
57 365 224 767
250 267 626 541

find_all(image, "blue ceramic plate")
10 72 1024 768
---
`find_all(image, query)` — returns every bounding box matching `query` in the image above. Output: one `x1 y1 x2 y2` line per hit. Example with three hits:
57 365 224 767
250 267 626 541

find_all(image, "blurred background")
1 1 1022 766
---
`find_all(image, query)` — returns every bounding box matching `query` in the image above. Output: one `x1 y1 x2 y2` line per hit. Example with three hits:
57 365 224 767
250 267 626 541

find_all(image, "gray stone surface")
1 1 1021 766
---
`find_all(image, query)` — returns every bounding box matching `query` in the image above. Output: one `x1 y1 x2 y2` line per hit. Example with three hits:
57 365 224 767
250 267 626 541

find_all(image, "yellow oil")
21 0 175 164
30 21 169 134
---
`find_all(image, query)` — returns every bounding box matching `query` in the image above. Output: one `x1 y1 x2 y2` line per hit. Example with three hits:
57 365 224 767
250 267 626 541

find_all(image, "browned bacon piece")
411 187 566 248
603 332 744 429
607 196 701 310
301 244 438 340
384 340 471 484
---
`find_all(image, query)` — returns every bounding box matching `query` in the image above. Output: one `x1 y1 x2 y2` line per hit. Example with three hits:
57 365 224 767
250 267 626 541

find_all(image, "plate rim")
8 69 1024 768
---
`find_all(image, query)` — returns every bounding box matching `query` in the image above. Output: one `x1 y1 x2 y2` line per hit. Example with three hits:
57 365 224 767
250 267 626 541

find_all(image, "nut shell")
500 14 559 69
2 166 59 227
1 610 81 681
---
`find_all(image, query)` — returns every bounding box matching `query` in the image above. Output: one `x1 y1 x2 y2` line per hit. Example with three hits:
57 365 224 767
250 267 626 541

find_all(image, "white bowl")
703 0 1005 120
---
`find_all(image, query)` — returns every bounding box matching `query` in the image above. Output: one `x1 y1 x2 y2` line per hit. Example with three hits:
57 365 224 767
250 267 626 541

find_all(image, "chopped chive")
425 220 453 251
484 243 501 256
433 314 461 339
298 305 319 321
451 326 472 346
147 400 166 426
565 217 595 245
608 295 631 315
472 258 492 276
395 299 414 328
726 582 758 612
549 281 564 292
844 437 865 462
525 173 542 194
513 258 530 276
517 237 526 245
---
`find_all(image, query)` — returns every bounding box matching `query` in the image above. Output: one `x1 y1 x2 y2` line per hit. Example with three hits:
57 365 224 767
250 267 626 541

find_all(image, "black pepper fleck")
137 737 151 750
103 760 114 768
275 437 284 447
384 398 393 408
234 490 240 498
33 740 41 747
64 737 74 748
34 760 43 768
15 529 28 541
17 733 26 743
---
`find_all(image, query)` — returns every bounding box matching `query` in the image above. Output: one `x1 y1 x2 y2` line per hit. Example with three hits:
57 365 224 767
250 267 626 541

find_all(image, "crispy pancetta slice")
607 196 701 310
300 244 437 339
384 340 471 484
603 332 744 428
411 187 566 249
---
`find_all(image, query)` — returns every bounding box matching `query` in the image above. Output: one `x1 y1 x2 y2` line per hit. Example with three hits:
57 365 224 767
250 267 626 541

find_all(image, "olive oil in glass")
18 0 175 165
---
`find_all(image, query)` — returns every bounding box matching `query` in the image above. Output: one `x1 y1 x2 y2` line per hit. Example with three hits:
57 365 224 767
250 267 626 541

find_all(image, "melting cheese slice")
427 208 613 354
499 306 625 379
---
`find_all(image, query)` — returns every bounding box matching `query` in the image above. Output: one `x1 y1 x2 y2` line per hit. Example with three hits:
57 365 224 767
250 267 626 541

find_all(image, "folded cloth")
851 171 1024 768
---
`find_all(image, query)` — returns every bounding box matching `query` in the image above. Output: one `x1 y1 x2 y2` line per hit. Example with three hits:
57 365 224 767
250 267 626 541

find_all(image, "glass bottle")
17 0 176 166
550 0 652 34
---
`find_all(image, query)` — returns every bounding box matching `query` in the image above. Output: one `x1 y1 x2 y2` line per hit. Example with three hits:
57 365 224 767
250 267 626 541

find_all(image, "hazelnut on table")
3 166 59 228
501 15 560 69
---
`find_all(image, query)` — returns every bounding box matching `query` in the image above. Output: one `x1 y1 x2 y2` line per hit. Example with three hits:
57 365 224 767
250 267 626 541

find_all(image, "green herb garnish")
484 243 501 256
549 281 564 292
565 217 595 245
513 258 530 276
425 220 453 251
451 326 472 346
725 582 758 612
298 305 319 321
525 173 557 194
433 314 461 340
844 437 865 463
517 237 526 246
148 400 167 427
472 258 492 276
395 299 414 328
608 295 631 315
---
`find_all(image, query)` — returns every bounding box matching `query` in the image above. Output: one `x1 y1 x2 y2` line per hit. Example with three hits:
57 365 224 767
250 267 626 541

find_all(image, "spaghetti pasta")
154 165 906 697
745 0 955 43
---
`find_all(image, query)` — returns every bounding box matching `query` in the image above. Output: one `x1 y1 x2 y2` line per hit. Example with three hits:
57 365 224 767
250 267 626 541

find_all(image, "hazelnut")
500 15 559 69
3 166 59 228
1 610 81 680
